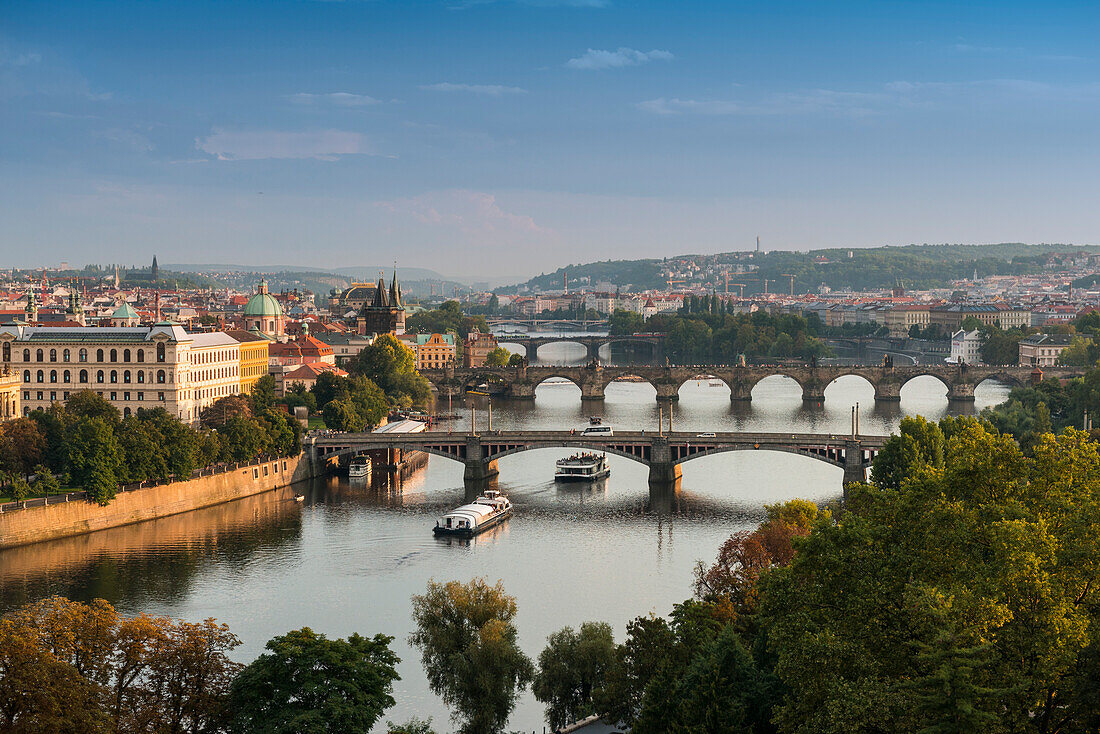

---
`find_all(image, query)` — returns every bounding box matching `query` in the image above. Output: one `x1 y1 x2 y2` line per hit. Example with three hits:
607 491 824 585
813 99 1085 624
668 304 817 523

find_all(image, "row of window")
2 343 167 363
23 390 167 413
23 369 169 385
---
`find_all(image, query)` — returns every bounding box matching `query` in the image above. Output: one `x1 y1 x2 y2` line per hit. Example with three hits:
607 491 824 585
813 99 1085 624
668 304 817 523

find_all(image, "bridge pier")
947 383 976 402
874 381 901 401
507 383 537 400
580 382 605 401
729 381 753 402
843 440 869 500
647 437 682 489
463 458 499 482
802 380 826 403
655 383 680 403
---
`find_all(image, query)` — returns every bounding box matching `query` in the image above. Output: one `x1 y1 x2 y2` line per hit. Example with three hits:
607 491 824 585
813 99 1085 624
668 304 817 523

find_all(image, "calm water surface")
0 348 1010 731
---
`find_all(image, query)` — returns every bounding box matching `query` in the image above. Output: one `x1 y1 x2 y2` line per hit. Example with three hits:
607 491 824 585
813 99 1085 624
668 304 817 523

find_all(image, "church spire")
389 262 402 307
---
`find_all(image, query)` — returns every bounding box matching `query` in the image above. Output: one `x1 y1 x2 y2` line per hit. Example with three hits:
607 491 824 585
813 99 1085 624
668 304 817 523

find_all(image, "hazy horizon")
4 1 1100 276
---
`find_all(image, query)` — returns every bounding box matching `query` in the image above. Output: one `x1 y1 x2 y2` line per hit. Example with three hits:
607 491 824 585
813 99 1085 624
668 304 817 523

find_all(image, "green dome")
243 280 283 318
112 302 139 319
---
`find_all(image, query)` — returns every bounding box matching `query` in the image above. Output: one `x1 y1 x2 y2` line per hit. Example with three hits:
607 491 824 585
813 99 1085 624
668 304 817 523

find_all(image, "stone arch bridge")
309 430 886 494
493 334 665 364
422 364 1078 403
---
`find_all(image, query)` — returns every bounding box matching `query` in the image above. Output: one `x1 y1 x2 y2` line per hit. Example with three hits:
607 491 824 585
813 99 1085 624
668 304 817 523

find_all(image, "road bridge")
309 429 887 494
493 334 665 364
422 363 1077 403
488 317 609 332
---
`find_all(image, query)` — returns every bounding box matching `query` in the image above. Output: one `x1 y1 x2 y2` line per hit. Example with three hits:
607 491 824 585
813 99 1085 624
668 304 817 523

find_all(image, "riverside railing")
0 455 297 514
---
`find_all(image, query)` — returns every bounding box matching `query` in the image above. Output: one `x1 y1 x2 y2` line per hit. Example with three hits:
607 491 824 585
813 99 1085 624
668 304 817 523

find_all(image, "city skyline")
4 0 1100 277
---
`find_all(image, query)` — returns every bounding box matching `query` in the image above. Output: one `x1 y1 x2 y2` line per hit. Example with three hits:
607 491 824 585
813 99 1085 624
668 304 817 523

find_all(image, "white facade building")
949 329 983 365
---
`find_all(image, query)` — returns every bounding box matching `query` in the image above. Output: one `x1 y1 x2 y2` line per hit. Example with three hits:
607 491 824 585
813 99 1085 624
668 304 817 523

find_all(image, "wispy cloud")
1 51 41 67
566 47 673 70
376 189 544 235
196 129 370 161
420 82 527 96
639 89 892 117
286 92 381 106
639 79 1100 118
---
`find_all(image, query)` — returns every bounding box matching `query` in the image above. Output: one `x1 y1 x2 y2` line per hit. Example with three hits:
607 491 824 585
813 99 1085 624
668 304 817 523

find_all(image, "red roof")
284 362 347 381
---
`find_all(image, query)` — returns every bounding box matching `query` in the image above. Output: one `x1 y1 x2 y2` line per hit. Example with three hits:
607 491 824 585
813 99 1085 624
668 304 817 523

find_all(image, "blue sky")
3 0 1100 279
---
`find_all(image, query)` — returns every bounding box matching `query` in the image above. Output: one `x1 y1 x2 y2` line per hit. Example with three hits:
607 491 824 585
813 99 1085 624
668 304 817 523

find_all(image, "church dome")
243 280 283 318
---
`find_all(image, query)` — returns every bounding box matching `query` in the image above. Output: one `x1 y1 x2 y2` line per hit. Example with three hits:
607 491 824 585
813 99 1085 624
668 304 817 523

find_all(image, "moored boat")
433 490 513 538
555 452 611 481
348 455 371 479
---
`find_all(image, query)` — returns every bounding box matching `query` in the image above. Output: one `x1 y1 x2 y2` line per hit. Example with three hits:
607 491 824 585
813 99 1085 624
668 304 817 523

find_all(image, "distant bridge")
309 429 887 492
422 363 1078 403
488 317 609 332
493 334 664 363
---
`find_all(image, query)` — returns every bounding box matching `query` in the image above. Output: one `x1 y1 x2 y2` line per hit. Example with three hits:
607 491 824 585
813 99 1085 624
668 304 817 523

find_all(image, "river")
0 341 1011 732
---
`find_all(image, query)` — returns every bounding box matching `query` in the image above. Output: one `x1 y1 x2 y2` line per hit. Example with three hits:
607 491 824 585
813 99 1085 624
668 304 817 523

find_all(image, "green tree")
200 394 253 429
608 309 645 336
0 417 46 478
220 415 265 462
229 627 400 734
410 579 534 734
507 353 526 367
484 346 511 367
65 389 121 424
250 375 277 412
312 371 350 410
386 717 438 734
323 399 363 433
870 415 945 489
347 376 389 428
353 333 417 393
66 417 121 504
532 622 617 730
33 465 60 499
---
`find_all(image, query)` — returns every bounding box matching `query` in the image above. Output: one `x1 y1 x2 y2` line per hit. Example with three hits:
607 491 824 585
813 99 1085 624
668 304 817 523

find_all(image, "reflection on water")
0 363 1011 731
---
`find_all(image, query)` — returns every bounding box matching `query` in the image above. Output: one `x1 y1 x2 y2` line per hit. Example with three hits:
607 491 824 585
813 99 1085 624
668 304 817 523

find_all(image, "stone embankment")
0 454 312 550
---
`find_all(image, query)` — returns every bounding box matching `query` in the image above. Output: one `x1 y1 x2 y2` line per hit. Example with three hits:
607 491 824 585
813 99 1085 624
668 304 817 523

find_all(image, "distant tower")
67 289 85 325
151 255 159 284
24 290 38 323
113 265 120 290
756 236 760 254
357 270 405 336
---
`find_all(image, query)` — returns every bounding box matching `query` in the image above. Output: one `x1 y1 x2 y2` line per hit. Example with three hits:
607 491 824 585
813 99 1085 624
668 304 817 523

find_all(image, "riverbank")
0 454 314 550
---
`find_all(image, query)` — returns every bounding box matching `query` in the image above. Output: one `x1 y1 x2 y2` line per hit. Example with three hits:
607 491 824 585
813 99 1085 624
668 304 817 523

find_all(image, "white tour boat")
555 452 611 481
348 455 371 479
433 490 513 538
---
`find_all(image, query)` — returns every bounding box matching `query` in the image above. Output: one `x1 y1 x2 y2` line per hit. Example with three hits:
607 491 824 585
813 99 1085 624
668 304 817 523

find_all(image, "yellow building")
883 305 931 337
398 333 456 370
226 330 270 394
0 366 20 421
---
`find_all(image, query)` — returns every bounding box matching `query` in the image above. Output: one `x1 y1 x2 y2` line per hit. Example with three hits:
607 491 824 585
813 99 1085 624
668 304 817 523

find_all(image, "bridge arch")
898 371 953 394
822 371 878 398
749 373 805 400
486 443 651 466
318 444 467 465
672 444 847 468
600 372 660 395
974 372 1025 389
532 339 591 363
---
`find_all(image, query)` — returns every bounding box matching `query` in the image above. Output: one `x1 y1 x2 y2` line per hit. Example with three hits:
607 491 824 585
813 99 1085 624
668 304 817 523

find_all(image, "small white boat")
555 452 611 481
433 490 513 538
348 455 371 479
294 494 305 502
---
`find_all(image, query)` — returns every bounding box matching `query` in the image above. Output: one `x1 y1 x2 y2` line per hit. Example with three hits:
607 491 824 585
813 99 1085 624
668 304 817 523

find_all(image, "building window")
79 348 87 362
63 392 69 400
137 392 143 401
2 343 9 362
123 392 130 401
110 392 117 401
137 371 144 384
124 407 131 418
79 369 88 383
110 370 118 384
49 370 57 383
50 391 56 402
22 348 29 362
36 370 43 383
63 370 70 383
23 391 29 400
157 369 166 384
36 391 42 400
123 370 131 384
137 349 144 363
23 370 30 383
157 343 166 362
97 370 104 383
49 349 57 362
63 349 70 362
110 349 117 362
97 349 104 362
36 349 43 362
158 392 165 401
